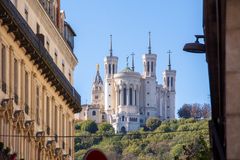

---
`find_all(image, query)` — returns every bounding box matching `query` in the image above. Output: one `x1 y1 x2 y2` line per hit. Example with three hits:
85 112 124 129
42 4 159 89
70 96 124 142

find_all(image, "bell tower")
104 35 118 112
163 50 176 119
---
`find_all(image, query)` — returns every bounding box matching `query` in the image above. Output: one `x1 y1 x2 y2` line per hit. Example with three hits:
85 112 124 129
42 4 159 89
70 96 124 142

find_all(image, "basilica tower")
142 32 158 118
104 35 118 114
163 51 176 119
91 64 104 110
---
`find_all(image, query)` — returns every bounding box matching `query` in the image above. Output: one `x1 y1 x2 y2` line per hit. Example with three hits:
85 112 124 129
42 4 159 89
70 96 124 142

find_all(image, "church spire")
131 52 135 71
167 50 172 70
94 64 103 84
110 35 113 56
148 32 152 54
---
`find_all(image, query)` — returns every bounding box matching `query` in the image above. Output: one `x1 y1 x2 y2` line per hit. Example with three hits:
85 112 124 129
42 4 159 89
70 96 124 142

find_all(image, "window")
135 90 137 105
147 61 150 72
167 77 170 87
62 60 65 74
62 115 65 149
102 115 105 119
112 64 115 74
147 92 149 95
92 111 96 116
69 71 72 82
25 71 29 114
46 96 50 129
151 61 154 72
108 64 111 74
122 116 125 122
147 112 150 116
46 40 50 52
24 7 28 22
1 44 6 93
123 87 127 105
36 23 40 34
14 59 18 104
171 77 173 87
129 88 133 105
54 52 58 64
95 95 98 99
36 86 40 125
55 106 58 133
118 90 121 105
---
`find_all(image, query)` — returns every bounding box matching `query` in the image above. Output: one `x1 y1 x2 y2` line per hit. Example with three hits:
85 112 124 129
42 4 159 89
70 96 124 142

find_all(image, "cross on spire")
167 50 172 70
131 52 135 71
126 56 129 68
148 32 152 54
110 35 113 56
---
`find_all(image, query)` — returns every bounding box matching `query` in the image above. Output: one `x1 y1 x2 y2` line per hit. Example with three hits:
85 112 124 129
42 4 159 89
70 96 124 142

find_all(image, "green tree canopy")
97 123 115 135
80 120 98 133
146 117 161 131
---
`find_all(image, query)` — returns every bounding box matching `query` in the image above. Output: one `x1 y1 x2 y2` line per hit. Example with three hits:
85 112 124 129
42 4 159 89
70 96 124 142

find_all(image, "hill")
74 119 210 160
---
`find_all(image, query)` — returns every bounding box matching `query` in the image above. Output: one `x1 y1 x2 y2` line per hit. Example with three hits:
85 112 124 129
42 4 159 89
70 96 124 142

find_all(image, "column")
126 86 129 106
120 86 124 106
9 46 13 96
20 60 25 109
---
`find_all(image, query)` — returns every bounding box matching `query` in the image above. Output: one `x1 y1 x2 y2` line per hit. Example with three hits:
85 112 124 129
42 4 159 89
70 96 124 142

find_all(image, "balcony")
0 0 81 113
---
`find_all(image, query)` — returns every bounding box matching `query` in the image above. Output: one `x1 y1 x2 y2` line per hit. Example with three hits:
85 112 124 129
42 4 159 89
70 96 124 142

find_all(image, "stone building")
77 34 176 133
0 0 81 159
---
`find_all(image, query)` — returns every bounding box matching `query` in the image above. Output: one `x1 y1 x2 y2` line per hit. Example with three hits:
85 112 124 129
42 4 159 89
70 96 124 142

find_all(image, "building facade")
0 0 81 159
77 34 176 133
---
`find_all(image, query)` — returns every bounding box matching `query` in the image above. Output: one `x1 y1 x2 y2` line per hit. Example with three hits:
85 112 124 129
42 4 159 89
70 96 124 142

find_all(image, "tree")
201 103 211 119
80 120 98 133
191 103 202 119
98 123 115 135
178 104 192 118
146 117 161 131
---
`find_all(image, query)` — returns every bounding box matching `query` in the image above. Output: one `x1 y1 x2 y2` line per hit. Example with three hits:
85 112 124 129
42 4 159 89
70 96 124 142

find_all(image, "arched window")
171 77 174 87
151 61 154 72
129 88 133 105
108 64 111 74
147 61 150 72
135 90 137 106
123 87 127 105
167 77 170 87
113 64 115 74
122 116 125 121
92 111 96 116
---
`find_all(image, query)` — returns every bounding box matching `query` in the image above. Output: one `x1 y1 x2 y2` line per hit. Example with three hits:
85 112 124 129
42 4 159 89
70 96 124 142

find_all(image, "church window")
135 90 137 105
109 94 111 97
95 95 98 99
92 111 96 116
147 61 150 72
123 88 127 105
147 92 149 95
102 115 104 119
147 81 149 84
122 116 125 121
109 83 111 86
118 90 121 105
109 105 111 108
147 103 149 106
113 64 115 74
151 61 154 72
167 106 170 108
167 77 170 87
171 77 173 87
129 88 133 105
140 119 144 123
147 112 150 116
167 116 169 119
108 64 111 74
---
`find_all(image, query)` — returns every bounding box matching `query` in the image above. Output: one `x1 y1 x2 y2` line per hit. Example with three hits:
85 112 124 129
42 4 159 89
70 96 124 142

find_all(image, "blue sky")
62 0 210 116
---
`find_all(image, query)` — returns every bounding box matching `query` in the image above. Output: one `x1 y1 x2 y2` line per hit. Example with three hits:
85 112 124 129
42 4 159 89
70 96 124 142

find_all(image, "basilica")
77 33 176 133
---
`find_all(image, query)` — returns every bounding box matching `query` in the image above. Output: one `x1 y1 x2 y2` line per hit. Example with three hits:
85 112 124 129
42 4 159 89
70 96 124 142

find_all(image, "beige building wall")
0 0 80 159
226 0 240 159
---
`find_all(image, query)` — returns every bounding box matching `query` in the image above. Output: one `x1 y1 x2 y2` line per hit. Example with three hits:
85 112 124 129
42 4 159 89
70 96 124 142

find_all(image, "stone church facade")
78 34 176 133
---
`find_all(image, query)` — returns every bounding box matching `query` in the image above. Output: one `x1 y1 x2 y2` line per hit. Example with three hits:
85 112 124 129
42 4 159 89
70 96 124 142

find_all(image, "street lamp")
183 35 206 53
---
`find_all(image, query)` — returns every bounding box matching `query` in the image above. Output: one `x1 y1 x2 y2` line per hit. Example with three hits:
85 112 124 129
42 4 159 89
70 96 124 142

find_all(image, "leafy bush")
80 120 98 133
146 117 161 131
